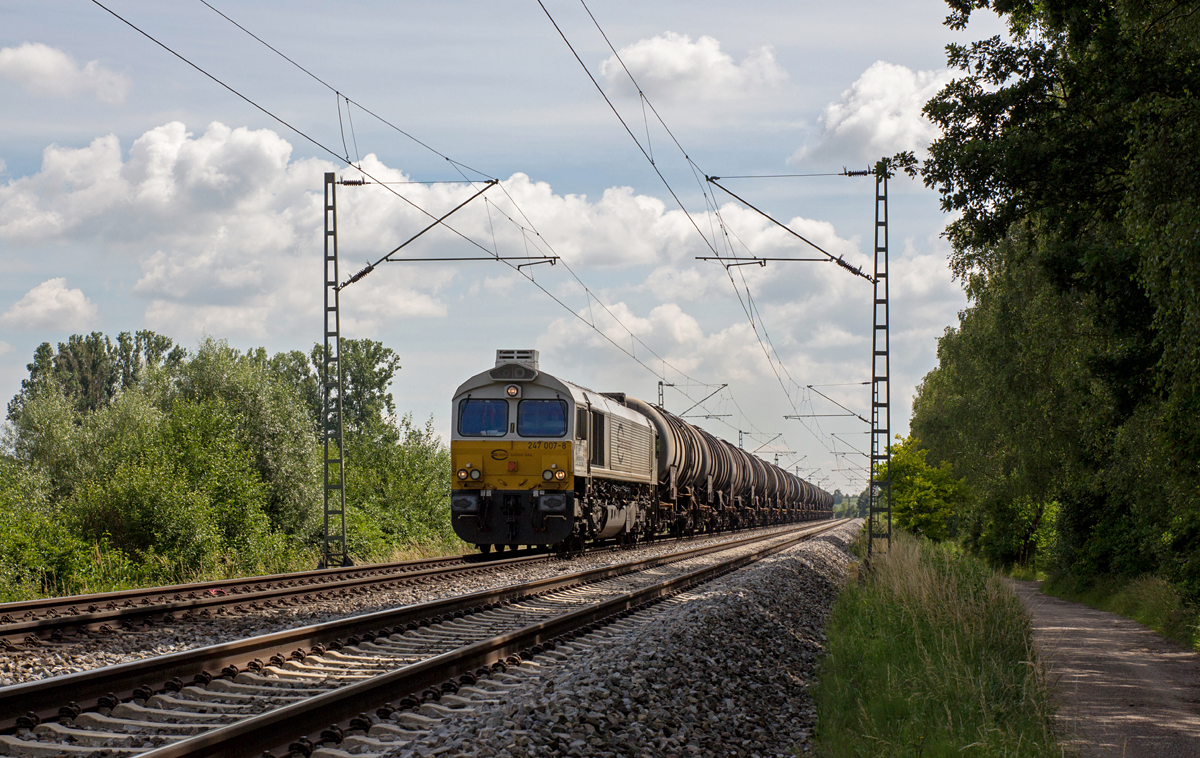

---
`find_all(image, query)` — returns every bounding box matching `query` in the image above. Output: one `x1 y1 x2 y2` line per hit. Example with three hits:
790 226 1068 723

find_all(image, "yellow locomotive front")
449 350 580 550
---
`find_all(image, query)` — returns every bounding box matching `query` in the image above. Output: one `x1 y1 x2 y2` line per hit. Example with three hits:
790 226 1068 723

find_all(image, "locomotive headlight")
506 385 520 397
542 469 553 481
554 469 567 481
469 469 482 480
456 468 469 481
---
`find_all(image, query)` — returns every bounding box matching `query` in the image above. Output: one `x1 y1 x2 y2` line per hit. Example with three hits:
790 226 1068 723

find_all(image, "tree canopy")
909 0 1200 592
882 435 968 542
1 333 452 600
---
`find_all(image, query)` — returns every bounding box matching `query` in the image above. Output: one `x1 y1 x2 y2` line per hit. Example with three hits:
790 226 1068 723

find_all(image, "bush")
0 459 92 601
343 414 459 560
1 331 460 596
813 531 1060 757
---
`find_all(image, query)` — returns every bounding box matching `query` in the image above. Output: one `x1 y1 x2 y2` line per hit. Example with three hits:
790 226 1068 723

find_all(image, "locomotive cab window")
458 399 508 437
517 399 568 437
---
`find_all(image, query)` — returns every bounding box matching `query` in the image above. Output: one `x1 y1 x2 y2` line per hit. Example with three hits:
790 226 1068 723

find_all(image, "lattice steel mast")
322 172 349 568
867 165 892 557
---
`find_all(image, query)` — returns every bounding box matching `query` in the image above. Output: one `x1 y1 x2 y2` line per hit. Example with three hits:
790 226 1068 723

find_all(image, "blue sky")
0 1 1003 493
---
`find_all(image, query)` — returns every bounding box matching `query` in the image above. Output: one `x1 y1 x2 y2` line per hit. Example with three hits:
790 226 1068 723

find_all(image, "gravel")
370 519 861 758
1 524 827 687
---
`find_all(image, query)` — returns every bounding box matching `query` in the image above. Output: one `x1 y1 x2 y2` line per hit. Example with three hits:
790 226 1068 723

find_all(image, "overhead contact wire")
197 0 492 180
193 0 773 431
569 0 827 435
91 0 496 258
151 0 786 455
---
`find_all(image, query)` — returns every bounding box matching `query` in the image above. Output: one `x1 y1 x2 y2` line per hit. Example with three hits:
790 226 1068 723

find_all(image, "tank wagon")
450 350 833 551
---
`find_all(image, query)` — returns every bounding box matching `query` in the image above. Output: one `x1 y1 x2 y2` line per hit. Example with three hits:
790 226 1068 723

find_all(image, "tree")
168 339 321 537
269 338 401 437
7 330 185 421
909 0 1200 588
881 435 967 542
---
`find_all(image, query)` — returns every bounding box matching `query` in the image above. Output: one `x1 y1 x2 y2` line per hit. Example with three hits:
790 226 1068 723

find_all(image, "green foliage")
344 414 457 560
270 338 401 437
911 0 1200 596
0 458 92 601
1 335 322 594
7 330 185 420
912 238 1083 566
813 532 1060 757
1 331 456 598
170 339 322 536
881 435 967 541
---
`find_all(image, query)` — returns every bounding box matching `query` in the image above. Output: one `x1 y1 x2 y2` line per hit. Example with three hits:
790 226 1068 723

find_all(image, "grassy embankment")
811 530 1061 757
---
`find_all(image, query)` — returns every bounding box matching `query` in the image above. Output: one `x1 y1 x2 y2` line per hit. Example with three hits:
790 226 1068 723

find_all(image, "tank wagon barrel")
449 350 834 552
618 396 824 518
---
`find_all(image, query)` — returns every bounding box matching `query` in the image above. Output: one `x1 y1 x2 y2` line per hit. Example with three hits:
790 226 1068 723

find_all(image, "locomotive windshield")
458 399 508 437
517 399 568 437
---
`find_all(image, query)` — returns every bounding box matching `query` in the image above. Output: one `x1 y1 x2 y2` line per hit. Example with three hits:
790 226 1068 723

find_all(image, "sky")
0 1 1004 494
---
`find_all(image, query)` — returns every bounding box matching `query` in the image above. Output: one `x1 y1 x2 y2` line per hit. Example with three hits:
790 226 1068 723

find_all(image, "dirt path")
1010 580 1200 757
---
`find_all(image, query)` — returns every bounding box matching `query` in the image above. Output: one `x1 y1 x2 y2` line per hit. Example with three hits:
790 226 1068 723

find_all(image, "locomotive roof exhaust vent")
495 349 539 370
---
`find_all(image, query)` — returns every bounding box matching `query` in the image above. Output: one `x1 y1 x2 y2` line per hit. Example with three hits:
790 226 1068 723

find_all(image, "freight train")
449 350 833 552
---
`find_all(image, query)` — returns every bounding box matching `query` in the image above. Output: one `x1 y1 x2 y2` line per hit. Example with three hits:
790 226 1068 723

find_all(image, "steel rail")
0 523 807 642
0 555 467 615
0 520 846 732
0 551 550 643
139 518 850 758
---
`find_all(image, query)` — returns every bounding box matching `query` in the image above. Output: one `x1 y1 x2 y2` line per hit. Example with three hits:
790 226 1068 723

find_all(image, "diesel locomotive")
450 350 833 551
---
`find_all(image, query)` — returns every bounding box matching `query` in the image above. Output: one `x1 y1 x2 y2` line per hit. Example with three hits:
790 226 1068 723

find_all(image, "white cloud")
0 121 761 340
0 43 129 103
601 32 786 102
790 61 952 167
144 301 270 340
0 341 11 356
0 278 98 331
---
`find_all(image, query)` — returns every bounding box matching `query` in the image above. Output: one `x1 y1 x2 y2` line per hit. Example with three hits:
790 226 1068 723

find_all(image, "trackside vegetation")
1041 574 1200 650
812 531 1060 757
875 0 1200 638
0 331 457 602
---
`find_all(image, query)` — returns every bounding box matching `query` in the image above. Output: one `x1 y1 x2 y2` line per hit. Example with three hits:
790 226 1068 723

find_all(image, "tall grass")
812 531 1061 757
1041 573 1199 649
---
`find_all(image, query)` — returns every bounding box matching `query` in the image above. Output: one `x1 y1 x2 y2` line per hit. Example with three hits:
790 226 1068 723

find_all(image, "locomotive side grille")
609 418 653 479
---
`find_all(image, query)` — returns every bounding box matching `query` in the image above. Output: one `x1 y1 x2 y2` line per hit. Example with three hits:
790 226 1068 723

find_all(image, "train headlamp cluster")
542 468 567 481
456 467 483 481
505 384 520 397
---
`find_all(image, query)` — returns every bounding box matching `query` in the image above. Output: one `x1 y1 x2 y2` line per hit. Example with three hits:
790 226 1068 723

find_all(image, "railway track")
0 523 813 646
0 552 549 646
0 519 850 757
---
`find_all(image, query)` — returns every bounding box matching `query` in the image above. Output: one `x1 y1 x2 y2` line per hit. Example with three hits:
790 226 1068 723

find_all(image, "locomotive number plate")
526 441 570 450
